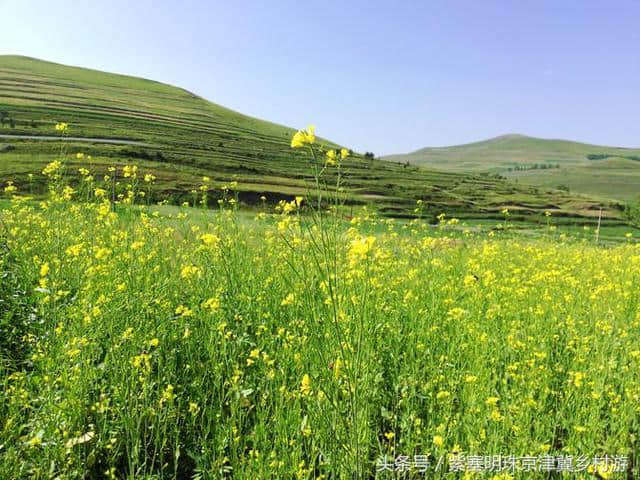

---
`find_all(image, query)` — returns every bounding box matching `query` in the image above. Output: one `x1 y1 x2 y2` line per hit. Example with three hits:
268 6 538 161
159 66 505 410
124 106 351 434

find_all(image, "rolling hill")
0 56 630 225
384 134 640 202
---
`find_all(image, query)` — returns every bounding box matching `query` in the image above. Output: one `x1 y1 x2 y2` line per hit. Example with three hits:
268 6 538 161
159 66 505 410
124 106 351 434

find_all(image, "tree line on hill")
587 153 640 162
0 111 38 129
507 163 561 172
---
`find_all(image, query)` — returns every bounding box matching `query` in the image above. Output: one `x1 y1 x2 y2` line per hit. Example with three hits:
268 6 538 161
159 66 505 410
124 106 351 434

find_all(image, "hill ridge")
406 133 639 155
385 133 640 201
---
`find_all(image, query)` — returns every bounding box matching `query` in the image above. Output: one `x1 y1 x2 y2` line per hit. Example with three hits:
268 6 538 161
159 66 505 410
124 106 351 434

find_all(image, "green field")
0 55 630 226
384 134 640 202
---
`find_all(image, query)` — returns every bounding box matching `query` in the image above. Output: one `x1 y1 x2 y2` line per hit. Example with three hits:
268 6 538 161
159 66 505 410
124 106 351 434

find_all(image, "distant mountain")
384 134 640 201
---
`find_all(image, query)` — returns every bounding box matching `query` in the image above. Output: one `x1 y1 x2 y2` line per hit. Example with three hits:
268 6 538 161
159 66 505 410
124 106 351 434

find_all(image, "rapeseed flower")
300 374 312 396
290 125 315 148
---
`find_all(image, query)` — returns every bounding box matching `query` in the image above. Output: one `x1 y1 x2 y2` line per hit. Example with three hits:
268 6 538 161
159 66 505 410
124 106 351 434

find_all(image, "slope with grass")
384 134 640 202
0 56 629 224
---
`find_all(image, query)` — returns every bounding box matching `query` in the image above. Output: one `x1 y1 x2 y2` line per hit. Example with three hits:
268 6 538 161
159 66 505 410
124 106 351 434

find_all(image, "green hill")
0 56 629 224
384 134 640 201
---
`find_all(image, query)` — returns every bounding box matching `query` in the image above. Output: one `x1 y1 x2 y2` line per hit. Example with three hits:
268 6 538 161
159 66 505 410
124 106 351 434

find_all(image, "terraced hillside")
0 56 628 224
385 134 640 202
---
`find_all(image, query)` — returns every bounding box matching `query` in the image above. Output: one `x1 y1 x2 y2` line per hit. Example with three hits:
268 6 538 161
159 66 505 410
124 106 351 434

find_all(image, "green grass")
504 157 640 202
384 134 640 201
0 56 630 226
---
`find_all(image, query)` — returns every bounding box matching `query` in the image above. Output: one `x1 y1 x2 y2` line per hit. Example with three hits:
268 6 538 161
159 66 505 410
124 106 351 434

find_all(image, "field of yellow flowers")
1 126 639 479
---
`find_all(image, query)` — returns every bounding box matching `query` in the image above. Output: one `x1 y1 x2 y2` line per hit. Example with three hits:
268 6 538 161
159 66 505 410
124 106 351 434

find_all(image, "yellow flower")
290 125 316 148
281 293 295 306
122 165 138 178
26 432 43 448
203 297 220 311
291 131 305 148
131 352 152 372
489 409 503 422
122 327 134 340
300 374 312 396
433 434 444 448
62 186 75 200
42 160 62 177
279 198 301 214
95 247 111 260
348 236 376 264
40 262 50 277
588 463 614 479
55 122 68 133
175 305 193 317
180 264 202 279
436 390 451 401
199 233 220 247
188 402 200 415
160 384 175 404
247 348 261 365
490 474 513 480
325 150 337 166
384 431 395 440
340 148 349 159
149 338 159 348
485 396 500 407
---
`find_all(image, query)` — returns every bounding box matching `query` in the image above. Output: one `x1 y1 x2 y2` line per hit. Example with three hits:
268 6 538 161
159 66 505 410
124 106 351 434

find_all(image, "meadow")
1 126 639 479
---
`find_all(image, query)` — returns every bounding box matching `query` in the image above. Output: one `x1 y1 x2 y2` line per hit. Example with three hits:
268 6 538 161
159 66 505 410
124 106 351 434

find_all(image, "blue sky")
1 0 639 154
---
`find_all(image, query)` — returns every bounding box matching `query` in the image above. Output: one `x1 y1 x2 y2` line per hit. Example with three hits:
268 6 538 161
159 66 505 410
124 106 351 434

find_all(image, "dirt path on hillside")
0 133 154 147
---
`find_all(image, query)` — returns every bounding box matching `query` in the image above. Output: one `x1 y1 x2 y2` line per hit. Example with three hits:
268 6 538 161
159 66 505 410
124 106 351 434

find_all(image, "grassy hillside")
0 56 629 224
384 134 640 201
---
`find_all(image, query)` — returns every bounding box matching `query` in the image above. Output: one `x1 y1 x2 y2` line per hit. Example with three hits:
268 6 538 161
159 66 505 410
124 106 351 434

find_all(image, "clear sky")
1 0 639 154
